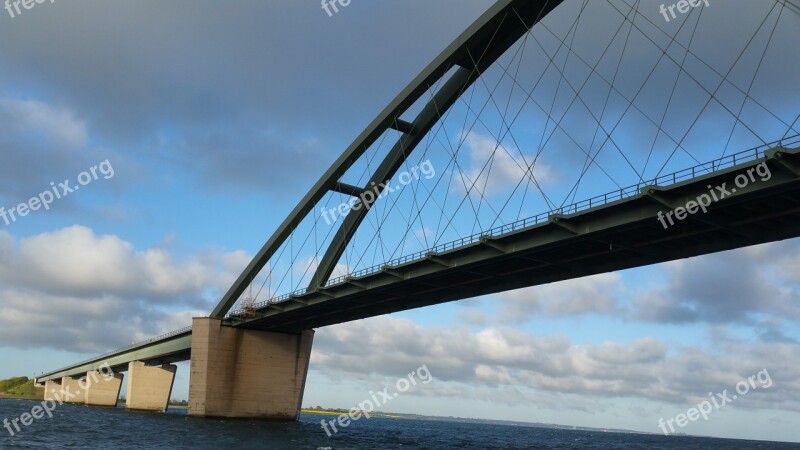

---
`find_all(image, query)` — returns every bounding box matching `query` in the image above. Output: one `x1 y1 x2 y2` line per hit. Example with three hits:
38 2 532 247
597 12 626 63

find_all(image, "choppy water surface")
0 399 794 449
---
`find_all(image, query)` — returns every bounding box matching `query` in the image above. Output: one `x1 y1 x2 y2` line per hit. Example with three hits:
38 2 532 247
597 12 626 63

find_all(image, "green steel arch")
211 0 565 318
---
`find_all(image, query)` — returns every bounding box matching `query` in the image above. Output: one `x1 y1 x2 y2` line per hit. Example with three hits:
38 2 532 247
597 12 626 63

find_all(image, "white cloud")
500 273 622 322
0 225 246 299
629 240 800 324
0 226 250 352
456 239 800 329
312 316 800 411
292 255 351 286
459 131 555 197
0 97 88 149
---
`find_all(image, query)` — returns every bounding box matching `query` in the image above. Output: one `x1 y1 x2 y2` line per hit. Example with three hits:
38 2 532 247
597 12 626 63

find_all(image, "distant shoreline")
301 407 651 436
0 376 45 400
301 408 403 418
0 393 43 401
0 397 189 408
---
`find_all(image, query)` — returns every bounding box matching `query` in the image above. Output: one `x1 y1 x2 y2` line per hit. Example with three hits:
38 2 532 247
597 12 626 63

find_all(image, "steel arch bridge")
210 0 800 330
210 0 567 318
38 0 800 381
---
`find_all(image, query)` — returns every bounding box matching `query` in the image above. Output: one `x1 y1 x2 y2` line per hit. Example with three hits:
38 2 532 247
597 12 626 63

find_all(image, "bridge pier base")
60 376 84 404
85 371 123 407
125 361 176 412
43 380 62 402
188 317 314 420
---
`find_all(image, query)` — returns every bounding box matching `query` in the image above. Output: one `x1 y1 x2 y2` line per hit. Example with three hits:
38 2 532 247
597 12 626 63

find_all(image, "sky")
1 0 800 444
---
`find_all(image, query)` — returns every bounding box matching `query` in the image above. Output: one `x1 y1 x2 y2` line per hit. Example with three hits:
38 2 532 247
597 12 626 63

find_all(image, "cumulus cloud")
457 309 490 326
0 226 250 352
458 131 556 197
454 239 800 330
492 273 622 323
291 256 351 286
312 316 800 411
0 225 247 300
629 240 800 324
0 96 108 202
0 98 88 149
0 0 495 196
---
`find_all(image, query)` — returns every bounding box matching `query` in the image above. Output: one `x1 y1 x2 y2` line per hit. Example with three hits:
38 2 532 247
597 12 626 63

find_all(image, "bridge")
35 0 800 420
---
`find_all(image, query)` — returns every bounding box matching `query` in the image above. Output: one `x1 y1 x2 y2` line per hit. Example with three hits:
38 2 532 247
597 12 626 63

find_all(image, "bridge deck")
227 147 800 333
36 328 191 383
37 146 800 381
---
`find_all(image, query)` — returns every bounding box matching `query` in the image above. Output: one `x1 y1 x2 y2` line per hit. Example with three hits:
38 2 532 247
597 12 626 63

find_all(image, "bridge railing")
38 325 194 378
52 139 800 362
229 134 800 316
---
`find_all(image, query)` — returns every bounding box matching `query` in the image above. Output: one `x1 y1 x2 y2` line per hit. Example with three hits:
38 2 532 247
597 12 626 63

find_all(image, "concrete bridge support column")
84 371 124 407
125 361 177 412
60 376 84 404
43 380 62 402
188 317 314 420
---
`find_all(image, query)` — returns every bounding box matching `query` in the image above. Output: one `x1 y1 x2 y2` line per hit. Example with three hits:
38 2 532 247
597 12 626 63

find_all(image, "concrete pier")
125 361 177 412
43 379 62 402
84 371 124 407
188 317 314 420
61 376 84 404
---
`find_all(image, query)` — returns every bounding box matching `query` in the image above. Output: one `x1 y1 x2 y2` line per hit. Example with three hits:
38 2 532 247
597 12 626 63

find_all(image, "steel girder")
211 0 565 318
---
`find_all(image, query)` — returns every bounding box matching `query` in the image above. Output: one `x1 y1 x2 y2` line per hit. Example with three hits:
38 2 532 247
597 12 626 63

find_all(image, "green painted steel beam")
226 147 800 332
35 333 192 383
38 147 800 377
210 0 565 318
